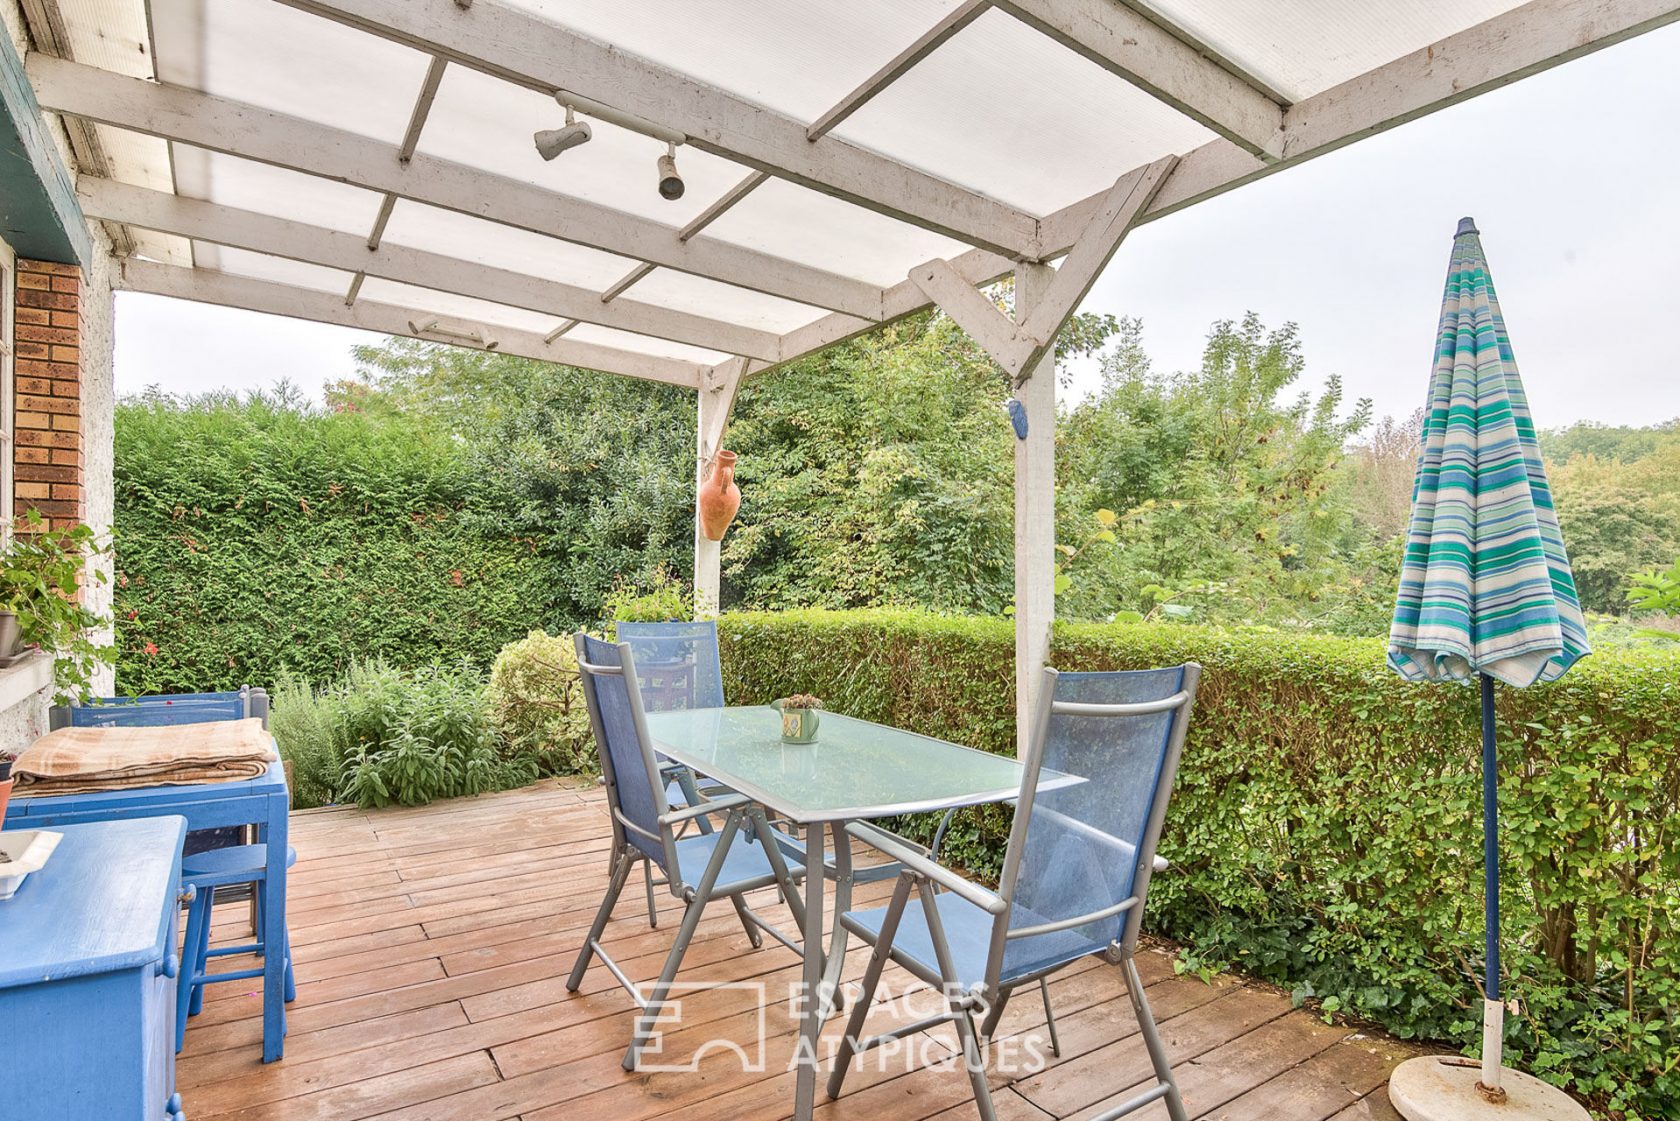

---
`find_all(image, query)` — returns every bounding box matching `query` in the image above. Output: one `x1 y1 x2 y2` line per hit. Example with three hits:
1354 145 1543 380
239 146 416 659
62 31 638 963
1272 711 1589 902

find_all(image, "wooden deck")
178 779 1419 1121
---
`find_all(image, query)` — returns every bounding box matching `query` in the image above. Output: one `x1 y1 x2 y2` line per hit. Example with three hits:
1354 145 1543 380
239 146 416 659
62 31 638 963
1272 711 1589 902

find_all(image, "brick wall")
15 258 81 530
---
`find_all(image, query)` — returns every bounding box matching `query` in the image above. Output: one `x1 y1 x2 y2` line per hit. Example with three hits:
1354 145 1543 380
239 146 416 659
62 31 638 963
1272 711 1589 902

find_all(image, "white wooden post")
1013 262 1057 756
694 359 745 619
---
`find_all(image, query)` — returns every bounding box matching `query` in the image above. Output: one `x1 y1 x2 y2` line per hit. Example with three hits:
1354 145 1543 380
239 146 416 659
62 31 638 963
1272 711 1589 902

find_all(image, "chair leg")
175 887 208 1053
1039 976 1061 1057
283 924 297 1003
644 858 659 928
568 850 637 992
917 879 997 1121
624 812 744 1071
189 885 215 1016
978 984 1013 1041
1124 955 1187 1121
828 874 913 1100
730 894 763 948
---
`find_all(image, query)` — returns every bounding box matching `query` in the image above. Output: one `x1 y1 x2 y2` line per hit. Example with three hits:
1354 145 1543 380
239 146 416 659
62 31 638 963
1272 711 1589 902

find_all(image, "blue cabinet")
0 817 188 1120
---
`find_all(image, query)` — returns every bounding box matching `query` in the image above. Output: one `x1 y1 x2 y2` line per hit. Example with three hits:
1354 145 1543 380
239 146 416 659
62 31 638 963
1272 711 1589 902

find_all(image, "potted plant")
0 750 16 828
772 694 823 744
0 514 117 704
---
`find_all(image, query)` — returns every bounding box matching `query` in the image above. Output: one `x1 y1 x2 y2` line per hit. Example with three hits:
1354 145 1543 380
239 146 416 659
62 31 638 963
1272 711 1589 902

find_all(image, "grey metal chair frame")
566 634 812 1071
828 663 1201 1121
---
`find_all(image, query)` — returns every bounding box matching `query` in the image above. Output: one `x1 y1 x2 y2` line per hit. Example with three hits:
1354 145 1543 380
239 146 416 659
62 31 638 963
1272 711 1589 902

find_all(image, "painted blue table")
0 816 187 1120
7 761 291 1062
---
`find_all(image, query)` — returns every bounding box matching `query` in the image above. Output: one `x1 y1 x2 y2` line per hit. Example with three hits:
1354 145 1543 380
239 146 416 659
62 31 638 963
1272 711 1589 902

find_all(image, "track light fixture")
657 142 684 201
534 105 592 161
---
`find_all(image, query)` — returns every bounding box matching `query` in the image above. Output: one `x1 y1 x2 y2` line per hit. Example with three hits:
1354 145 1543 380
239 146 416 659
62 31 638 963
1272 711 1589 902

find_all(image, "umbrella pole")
1479 672 1506 1099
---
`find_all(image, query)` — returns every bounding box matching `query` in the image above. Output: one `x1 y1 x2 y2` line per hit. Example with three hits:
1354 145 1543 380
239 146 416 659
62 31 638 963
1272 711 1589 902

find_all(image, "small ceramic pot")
773 700 820 745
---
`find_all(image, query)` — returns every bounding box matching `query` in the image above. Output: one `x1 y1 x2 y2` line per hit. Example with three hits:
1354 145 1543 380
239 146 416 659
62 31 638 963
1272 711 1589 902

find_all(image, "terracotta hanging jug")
698 449 741 541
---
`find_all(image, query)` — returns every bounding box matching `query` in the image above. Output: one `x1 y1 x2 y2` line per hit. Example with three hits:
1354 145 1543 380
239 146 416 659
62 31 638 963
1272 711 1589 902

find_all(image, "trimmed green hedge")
114 395 546 692
718 609 1680 1119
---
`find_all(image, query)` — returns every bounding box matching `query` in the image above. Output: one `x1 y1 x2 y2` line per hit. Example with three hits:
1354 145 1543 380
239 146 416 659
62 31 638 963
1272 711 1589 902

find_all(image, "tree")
1057 314 1380 628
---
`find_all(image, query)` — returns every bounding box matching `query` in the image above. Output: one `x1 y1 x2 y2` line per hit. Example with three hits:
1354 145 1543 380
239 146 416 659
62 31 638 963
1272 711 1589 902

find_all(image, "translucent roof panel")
59 0 153 78
503 0 970 122
378 200 640 290
622 271 829 335
96 124 173 194
150 0 431 142
704 179 972 289
194 245 354 295
1142 0 1524 104
831 8 1215 214
562 323 728 366
171 148 387 235
417 64 757 227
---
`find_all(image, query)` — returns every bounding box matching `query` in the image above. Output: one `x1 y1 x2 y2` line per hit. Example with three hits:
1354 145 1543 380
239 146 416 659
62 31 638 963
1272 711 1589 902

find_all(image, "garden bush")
270 659 536 809
486 630 594 776
716 609 1680 1119
113 391 547 692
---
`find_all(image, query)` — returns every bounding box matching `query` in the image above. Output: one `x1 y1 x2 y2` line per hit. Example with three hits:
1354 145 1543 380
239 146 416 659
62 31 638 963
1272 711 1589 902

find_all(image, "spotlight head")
534 120 592 160
657 149 684 200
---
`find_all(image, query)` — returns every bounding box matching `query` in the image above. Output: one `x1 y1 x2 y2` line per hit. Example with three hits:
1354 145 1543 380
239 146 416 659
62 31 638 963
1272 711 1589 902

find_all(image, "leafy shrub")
112 390 547 692
487 630 594 775
717 609 1680 1119
270 659 536 809
268 669 337 808
603 566 693 627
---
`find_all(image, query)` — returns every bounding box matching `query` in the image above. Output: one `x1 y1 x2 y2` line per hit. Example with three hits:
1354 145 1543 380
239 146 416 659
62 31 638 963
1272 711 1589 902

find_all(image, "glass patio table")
643 705 1068 1121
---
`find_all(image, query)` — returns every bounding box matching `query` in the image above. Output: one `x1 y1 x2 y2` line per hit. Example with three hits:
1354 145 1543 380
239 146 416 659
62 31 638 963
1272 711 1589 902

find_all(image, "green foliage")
603 566 693 626
1547 427 1680 614
1058 315 1384 630
486 630 594 775
1 515 116 703
112 387 547 691
269 659 536 809
1627 558 1680 641
716 609 1680 1118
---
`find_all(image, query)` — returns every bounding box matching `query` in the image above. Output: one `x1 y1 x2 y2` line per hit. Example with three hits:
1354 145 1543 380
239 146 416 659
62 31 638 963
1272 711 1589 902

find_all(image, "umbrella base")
1389 1056 1589 1121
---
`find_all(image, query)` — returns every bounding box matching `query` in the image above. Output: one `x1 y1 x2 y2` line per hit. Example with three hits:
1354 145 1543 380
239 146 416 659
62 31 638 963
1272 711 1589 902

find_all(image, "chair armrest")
846 821 1007 915
659 792 751 826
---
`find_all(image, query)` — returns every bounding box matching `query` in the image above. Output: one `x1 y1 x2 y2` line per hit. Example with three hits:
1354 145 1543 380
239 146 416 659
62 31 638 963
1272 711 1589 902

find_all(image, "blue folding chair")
830 664 1201 1121
567 633 813 1070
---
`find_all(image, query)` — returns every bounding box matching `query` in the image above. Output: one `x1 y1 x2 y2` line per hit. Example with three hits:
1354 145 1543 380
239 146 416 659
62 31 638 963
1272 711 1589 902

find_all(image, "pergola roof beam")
275 0 1041 258
911 156 1176 382
116 259 704 388
28 55 886 320
81 178 783 361
806 0 992 141
992 0 1285 161
398 56 449 164
727 0 1680 382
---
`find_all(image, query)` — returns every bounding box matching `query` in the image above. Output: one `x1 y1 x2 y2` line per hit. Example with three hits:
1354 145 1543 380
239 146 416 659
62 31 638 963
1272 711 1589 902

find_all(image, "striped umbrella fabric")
1387 218 1590 687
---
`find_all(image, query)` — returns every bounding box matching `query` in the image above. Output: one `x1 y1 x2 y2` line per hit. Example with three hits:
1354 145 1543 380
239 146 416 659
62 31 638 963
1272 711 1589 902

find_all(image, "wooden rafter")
80 178 782 361
116 260 705 388
28 55 885 320
910 157 1177 382
992 0 1284 160
276 0 1041 258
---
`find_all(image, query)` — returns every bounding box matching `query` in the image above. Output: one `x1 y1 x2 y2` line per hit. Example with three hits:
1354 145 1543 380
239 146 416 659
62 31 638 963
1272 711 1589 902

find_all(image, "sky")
114 21 1680 430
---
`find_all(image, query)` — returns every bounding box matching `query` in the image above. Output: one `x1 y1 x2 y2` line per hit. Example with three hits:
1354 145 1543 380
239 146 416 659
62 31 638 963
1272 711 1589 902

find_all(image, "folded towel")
13 718 278 796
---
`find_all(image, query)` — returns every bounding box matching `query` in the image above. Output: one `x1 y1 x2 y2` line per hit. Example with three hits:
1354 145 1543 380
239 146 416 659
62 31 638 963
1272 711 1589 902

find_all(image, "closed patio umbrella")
1385 219 1591 1121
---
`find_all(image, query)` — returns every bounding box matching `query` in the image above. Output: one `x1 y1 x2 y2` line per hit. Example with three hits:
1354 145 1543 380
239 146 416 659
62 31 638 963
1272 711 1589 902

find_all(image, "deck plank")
176 784 1415 1121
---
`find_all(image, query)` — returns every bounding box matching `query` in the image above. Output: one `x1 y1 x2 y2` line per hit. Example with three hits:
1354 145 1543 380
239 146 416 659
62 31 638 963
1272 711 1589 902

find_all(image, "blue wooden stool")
176 843 298 1053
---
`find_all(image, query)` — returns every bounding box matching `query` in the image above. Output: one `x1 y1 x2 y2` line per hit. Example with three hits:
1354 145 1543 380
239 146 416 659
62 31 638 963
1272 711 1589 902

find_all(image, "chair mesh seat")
673 830 805 895
841 892 1106 992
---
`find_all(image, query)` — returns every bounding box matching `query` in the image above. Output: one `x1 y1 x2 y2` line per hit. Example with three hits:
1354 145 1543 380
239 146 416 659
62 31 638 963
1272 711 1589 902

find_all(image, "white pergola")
24 0 1680 753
